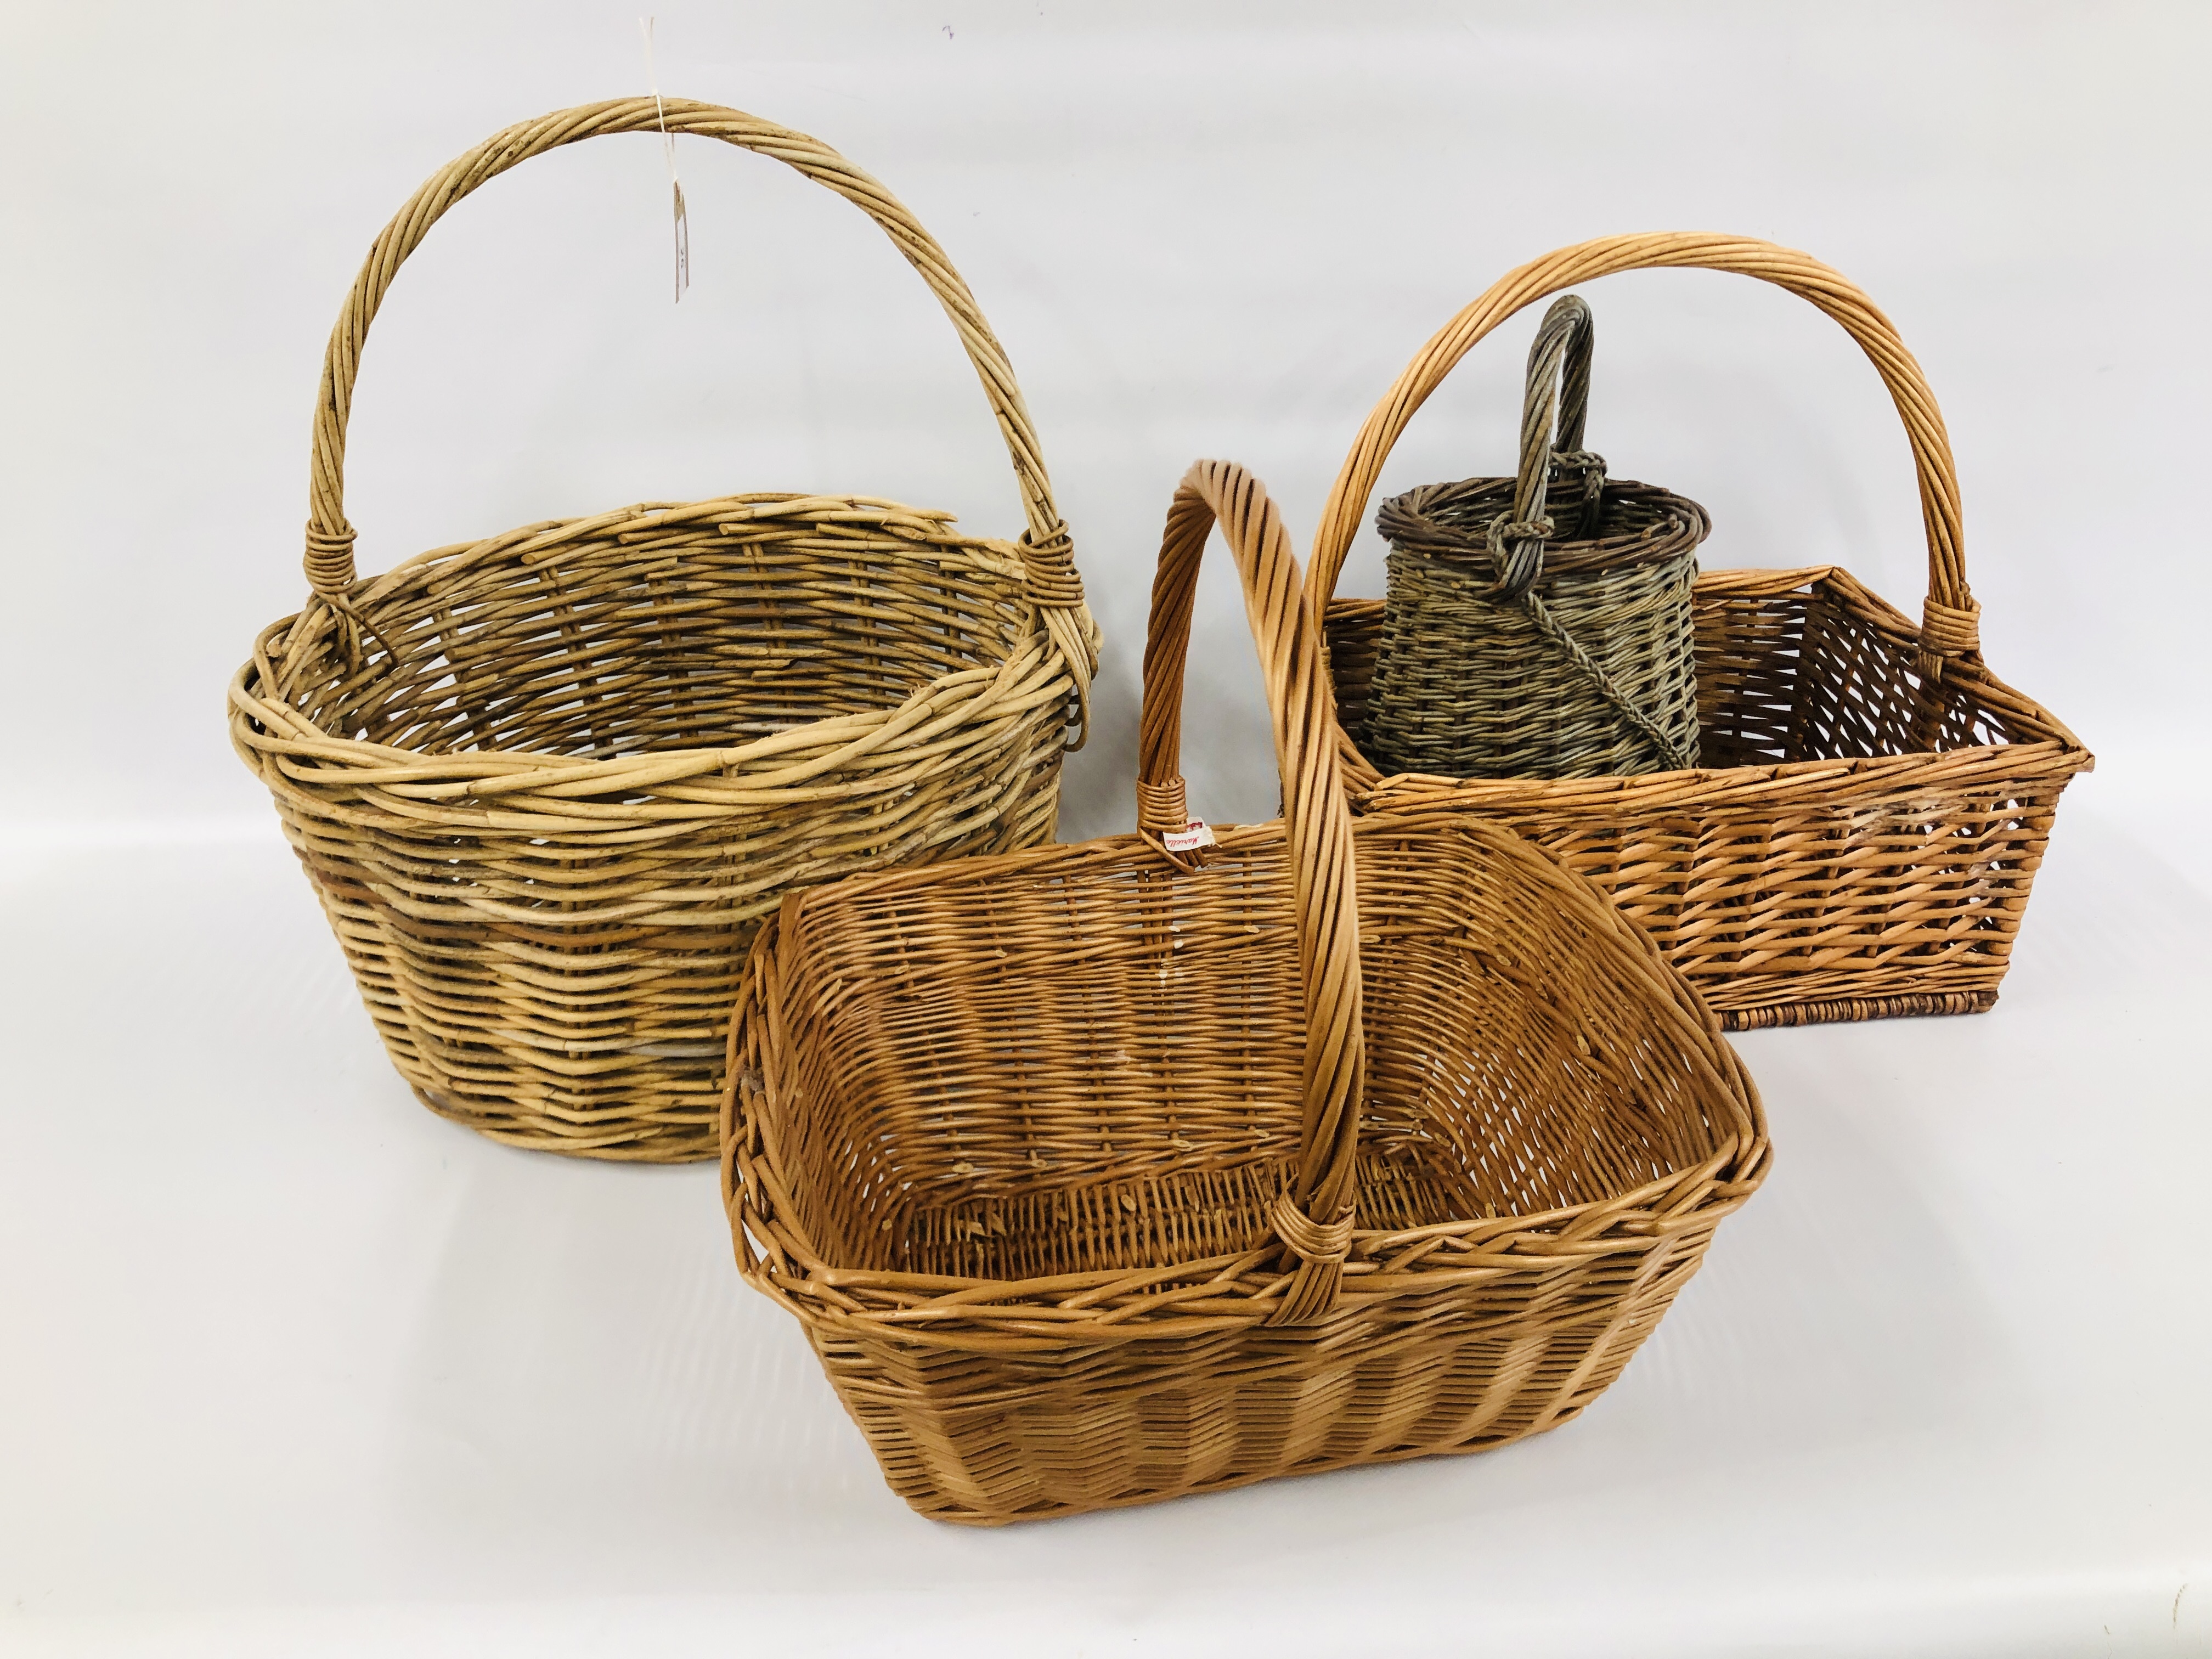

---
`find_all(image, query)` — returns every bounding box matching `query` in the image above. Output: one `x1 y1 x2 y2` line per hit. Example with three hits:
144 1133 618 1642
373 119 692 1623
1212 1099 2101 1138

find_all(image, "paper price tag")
1162 820 1215 854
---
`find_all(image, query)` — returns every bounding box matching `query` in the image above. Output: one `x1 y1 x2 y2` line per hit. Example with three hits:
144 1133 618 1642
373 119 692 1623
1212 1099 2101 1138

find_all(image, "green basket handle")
1480 294 1605 603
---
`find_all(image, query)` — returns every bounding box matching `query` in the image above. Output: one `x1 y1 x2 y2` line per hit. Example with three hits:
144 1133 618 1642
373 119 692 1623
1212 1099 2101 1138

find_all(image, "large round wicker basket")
229 99 1097 1162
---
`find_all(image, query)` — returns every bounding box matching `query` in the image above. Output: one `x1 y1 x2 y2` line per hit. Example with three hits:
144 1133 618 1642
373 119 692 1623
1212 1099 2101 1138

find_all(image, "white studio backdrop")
3 0 2205 843
4 5 2210 1657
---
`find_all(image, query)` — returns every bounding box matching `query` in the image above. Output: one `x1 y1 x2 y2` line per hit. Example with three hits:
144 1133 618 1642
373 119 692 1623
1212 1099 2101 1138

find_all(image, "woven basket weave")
1365 295 1709 779
228 99 1097 1161
1317 234 2091 1031
721 459 1768 1525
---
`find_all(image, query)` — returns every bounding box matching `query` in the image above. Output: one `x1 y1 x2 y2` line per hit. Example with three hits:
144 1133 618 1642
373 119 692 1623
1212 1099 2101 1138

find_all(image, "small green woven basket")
1363 296 1710 781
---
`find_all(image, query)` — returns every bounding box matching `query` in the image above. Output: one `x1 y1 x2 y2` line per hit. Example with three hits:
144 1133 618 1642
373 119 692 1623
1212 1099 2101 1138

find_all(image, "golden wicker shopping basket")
721 459 1768 1525
228 99 1097 1161
1364 293 1711 779
1318 234 2091 1031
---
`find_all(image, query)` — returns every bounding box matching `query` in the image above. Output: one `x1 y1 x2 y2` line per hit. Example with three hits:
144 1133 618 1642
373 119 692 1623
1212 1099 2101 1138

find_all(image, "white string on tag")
639 16 690 302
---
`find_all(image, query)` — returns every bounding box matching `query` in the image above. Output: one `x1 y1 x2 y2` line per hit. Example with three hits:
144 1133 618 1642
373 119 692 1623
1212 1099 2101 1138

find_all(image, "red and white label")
1162 820 1216 854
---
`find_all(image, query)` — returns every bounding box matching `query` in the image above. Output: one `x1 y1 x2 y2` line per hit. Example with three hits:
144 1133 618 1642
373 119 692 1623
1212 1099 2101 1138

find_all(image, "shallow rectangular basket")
228 99 1096 1160
1314 234 2091 1030
721 459 1768 1525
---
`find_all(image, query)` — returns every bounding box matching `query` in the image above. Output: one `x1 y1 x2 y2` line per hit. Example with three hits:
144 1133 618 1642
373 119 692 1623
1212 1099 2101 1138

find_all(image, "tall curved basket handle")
1480 293 1606 602
1310 234 1978 707
1136 459 1364 1327
298 97 1092 714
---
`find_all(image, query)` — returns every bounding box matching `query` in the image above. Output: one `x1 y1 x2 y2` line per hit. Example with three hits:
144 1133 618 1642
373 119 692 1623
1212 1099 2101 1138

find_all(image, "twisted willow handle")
1311 233 1980 681
1136 460 1365 1325
1547 294 1595 461
1487 294 1602 602
301 98 1086 636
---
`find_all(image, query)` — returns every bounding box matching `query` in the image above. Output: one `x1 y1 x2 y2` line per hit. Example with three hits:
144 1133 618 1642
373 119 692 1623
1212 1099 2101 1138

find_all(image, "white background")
2 3 2207 1655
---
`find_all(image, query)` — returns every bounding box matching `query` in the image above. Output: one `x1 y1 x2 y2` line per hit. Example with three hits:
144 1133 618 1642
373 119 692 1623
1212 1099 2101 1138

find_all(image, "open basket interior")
270 498 1036 760
749 820 1736 1286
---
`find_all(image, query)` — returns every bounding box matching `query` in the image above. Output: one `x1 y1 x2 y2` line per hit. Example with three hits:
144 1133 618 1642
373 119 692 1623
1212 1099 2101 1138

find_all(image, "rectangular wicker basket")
721 460 1768 1523
1313 234 2090 1030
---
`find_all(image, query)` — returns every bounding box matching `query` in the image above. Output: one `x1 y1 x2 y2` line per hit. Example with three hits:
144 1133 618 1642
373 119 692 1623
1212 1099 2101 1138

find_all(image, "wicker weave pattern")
1313 234 2090 1029
1365 478 1707 777
229 100 1096 1160
721 460 1768 1523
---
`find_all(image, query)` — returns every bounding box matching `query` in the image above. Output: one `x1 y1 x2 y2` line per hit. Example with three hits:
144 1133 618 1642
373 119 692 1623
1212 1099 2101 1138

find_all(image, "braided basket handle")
1137 460 1365 1325
1488 294 1603 600
1545 294 1595 461
1311 234 1979 682
301 98 1087 646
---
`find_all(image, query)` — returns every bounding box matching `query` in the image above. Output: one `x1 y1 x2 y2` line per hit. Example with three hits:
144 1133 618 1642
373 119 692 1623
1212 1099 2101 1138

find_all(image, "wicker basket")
228 99 1097 1161
1364 295 1710 780
721 459 1769 1525
1317 234 2091 1031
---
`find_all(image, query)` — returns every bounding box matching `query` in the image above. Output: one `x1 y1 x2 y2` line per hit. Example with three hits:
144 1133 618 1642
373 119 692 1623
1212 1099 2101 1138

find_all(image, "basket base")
409 1084 717 1163
1717 990 1996 1032
908 1400 1593 1527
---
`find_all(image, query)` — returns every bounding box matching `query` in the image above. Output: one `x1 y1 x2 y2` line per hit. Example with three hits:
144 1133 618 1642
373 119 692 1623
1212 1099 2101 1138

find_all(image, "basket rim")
1379 474 1711 580
230 490 1088 799
1327 562 2091 798
1352 735 2092 814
